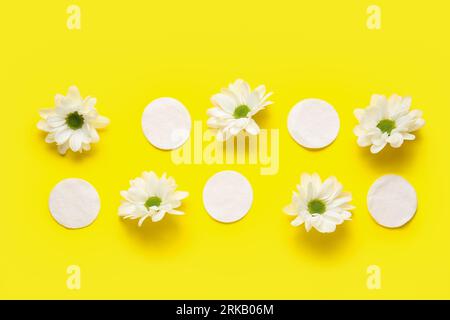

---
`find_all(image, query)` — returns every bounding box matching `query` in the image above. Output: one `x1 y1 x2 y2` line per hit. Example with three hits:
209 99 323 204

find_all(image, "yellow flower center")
66 112 84 130
308 199 326 214
233 105 251 119
377 119 396 135
145 196 162 208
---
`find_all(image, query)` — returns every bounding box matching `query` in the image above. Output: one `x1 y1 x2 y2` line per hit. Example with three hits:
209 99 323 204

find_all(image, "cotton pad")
287 98 340 149
203 171 253 223
141 97 191 150
49 178 100 229
367 174 417 228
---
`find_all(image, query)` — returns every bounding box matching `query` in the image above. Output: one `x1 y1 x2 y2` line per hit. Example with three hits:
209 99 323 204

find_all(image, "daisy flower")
207 79 273 141
37 85 109 155
119 171 188 226
284 173 354 233
353 94 425 154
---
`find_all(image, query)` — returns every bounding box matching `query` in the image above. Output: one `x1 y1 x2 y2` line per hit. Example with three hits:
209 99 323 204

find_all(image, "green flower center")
233 105 251 119
66 112 84 130
377 119 396 135
308 199 326 214
145 196 162 209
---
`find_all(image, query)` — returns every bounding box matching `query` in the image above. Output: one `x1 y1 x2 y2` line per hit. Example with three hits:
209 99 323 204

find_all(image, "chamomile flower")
119 171 188 226
353 94 425 154
207 79 273 141
284 173 354 233
37 86 109 155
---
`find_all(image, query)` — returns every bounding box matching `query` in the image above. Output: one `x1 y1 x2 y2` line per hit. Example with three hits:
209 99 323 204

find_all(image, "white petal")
119 202 136 216
400 96 412 109
304 219 313 232
57 143 69 155
340 204 355 211
69 132 83 152
207 107 231 119
300 173 312 191
353 125 366 136
284 203 298 216
409 118 425 131
340 211 352 220
37 120 51 132
229 125 244 136
130 177 147 191
211 93 236 113
123 187 148 203
229 119 248 136
54 94 65 107
39 108 54 119
215 129 229 141
305 182 315 202
314 219 336 233
142 171 159 193
354 109 365 121
370 94 387 108
45 133 55 143
390 96 411 118
402 133 415 141
372 132 388 145
80 128 92 144
67 85 82 101
387 132 404 148
168 209 184 215
82 143 91 151
310 173 322 195
208 116 232 129
47 115 66 128
325 179 343 203
253 85 266 100
245 119 260 135
246 91 262 109
328 193 352 209
319 176 337 200
91 115 109 129
151 211 166 222
323 211 344 225
138 214 150 227
88 126 100 143
173 191 189 201
357 135 372 147
229 79 250 103
290 215 304 227
207 117 221 128
83 97 97 109
388 94 402 109
370 142 386 154
55 128 72 145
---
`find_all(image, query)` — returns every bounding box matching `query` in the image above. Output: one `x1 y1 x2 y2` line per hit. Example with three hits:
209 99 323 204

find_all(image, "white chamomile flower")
119 172 189 226
37 85 109 155
207 79 273 141
284 173 354 234
353 94 425 154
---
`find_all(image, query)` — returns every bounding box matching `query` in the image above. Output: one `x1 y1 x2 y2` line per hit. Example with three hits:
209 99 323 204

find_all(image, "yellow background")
1 0 449 299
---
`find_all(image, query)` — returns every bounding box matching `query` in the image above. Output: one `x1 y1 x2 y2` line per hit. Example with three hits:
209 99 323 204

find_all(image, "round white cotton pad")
367 174 417 228
287 98 340 149
203 171 253 223
49 178 100 229
141 97 191 150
